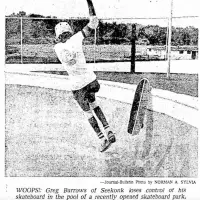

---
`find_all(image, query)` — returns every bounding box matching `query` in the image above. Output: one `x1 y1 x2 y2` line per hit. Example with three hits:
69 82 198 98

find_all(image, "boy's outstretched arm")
82 0 98 38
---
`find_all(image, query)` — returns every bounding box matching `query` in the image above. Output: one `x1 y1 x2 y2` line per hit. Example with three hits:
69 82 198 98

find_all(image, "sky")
4 0 200 27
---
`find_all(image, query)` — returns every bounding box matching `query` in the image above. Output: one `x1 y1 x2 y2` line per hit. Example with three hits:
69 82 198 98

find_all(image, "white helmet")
55 22 73 39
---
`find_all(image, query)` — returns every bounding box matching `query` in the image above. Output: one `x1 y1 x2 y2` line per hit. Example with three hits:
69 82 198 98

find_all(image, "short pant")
72 79 100 111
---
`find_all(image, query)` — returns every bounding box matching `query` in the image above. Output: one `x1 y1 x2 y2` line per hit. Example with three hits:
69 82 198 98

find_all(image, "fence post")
165 19 169 61
167 0 173 78
131 24 136 73
94 28 97 63
20 17 23 64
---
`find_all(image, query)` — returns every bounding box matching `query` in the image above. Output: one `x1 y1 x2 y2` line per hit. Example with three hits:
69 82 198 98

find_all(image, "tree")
31 21 48 38
5 11 198 46
5 18 21 43
28 14 44 18
18 11 26 17
138 27 147 39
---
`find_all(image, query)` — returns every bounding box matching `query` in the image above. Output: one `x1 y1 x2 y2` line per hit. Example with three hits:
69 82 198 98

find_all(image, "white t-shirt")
54 31 96 91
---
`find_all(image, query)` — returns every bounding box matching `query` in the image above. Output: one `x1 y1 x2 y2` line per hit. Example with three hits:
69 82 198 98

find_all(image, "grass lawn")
5 44 131 63
37 71 198 97
6 44 168 63
95 72 198 97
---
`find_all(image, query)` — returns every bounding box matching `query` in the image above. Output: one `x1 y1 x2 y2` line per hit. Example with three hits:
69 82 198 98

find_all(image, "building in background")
145 46 198 60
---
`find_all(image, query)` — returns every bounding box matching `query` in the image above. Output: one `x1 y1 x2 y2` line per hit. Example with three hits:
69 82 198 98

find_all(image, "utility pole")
21 17 23 64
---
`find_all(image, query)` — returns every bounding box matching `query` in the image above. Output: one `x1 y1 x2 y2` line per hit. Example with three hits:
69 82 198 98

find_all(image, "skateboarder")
54 0 116 152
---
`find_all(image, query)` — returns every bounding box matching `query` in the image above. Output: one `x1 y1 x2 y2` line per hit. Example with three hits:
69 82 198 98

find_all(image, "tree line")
6 11 198 46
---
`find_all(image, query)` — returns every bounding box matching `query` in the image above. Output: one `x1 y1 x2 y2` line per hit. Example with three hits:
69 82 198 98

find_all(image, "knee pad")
84 109 93 119
89 101 98 110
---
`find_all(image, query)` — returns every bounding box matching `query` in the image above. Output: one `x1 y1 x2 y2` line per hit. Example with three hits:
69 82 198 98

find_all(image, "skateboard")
127 78 151 135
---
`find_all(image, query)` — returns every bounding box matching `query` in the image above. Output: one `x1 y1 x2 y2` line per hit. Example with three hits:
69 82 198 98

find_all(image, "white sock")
104 126 112 136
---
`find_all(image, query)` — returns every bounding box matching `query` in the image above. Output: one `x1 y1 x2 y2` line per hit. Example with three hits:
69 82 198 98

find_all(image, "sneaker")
107 131 116 143
99 139 112 152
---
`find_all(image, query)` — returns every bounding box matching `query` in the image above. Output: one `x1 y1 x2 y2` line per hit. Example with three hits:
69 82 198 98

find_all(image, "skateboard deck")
128 78 151 135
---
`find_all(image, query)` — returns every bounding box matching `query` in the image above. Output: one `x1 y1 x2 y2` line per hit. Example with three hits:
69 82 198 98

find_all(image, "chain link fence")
5 16 198 64
5 17 134 64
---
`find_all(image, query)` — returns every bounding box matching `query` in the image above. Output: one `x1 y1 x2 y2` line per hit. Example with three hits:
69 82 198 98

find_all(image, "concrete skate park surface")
5 64 198 177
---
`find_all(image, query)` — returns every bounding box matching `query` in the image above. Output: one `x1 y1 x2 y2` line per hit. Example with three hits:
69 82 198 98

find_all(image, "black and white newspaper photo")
1 0 200 199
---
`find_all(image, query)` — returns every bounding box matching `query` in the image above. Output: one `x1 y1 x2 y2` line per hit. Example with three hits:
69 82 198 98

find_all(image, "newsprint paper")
1 0 200 199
